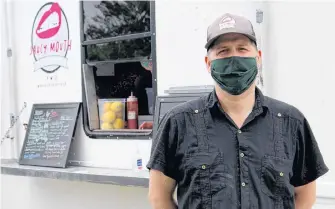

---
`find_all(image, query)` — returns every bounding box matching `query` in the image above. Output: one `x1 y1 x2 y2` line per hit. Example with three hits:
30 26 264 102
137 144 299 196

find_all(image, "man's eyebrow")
214 45 228 50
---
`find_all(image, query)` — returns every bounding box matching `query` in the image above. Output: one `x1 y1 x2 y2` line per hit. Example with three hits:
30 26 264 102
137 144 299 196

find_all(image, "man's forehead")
213 33 252 47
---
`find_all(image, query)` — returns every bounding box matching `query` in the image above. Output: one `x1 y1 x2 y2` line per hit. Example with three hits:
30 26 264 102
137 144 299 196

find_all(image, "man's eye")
219 49 228 53
239 48 247 51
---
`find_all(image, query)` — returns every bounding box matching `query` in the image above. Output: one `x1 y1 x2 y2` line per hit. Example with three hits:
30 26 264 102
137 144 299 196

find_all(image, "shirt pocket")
260 155 295 199
184 151 227 198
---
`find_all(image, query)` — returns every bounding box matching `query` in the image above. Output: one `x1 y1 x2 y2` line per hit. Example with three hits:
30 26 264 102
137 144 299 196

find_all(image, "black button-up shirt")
147 88 329 209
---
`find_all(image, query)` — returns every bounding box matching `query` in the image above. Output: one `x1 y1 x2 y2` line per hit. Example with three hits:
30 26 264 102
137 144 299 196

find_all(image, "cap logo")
219 16 236 30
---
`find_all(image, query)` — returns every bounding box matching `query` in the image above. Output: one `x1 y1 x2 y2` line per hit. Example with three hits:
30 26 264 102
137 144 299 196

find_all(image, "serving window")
80 1 157 139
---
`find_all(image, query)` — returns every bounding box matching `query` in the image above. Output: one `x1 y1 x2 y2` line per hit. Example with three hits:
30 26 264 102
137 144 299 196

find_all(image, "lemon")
103 102 112 112
101 122 113 130
113 118 125 129
102 111 116 123
110 101 123 112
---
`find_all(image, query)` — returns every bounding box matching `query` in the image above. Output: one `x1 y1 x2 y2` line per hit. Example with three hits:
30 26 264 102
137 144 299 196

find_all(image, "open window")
80 1 157 139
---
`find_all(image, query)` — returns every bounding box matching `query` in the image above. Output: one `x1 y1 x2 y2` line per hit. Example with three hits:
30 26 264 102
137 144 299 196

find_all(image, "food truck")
1 0 334 208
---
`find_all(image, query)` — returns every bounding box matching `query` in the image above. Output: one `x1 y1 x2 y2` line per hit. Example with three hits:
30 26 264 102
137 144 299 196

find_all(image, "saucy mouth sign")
30 2 72 73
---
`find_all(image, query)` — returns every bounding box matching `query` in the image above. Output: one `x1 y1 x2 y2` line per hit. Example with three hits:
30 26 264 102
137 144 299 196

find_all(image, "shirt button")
280 172 284 177
238 130 242 134
241 182 246 187
195 110 199 113
201 165 206 170
240 153 245 158
277 113 282 117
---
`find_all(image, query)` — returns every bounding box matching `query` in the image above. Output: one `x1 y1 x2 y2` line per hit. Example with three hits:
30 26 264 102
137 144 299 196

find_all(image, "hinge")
7 48 12 57
256 10 263 24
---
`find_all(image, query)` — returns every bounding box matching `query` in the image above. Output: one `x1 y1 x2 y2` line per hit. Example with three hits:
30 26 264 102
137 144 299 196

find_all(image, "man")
146 13 329 209
134 57 153 116
136 57 155 129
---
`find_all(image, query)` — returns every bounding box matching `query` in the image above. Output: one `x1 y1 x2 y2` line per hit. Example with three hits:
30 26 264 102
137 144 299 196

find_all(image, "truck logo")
219 16 236 30
30 2 72 74
36 3 62 39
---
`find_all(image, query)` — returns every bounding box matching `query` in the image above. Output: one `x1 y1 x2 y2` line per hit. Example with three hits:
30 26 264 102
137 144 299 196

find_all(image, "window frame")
79 1 157 139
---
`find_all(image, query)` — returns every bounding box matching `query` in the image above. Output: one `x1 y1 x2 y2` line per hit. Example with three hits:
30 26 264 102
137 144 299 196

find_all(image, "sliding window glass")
80 1 156 139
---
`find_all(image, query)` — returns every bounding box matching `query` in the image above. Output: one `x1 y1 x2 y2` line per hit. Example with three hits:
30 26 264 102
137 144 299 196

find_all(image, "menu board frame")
19 102 81 168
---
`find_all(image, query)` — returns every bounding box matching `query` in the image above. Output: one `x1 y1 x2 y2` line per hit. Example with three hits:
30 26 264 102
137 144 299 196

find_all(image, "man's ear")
258 50 262 58
205 56 211 73
256 50 262 69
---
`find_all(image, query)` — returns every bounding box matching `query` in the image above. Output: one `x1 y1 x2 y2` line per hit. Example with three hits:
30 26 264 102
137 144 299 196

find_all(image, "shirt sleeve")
146 111 178 180
291 117 329 187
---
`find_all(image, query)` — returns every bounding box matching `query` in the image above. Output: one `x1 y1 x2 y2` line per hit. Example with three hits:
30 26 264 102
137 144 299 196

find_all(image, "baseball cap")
205 13 257 50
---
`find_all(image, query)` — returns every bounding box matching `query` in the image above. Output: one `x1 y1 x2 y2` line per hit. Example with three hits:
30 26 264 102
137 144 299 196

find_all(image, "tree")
83 1 151 61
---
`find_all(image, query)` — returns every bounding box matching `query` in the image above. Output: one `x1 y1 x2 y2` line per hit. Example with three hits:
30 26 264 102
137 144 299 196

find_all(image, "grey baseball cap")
205 13 257 50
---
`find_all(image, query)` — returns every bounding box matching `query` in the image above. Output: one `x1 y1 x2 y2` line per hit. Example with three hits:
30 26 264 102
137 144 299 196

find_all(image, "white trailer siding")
1 0 334 208
264 1 335 198
1 0 17 159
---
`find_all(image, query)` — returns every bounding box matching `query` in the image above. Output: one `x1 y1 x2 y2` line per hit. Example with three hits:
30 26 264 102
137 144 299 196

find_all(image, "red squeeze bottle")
127 92 138 129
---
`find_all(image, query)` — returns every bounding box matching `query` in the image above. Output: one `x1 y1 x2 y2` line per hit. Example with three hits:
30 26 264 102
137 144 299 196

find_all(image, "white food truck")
1 0 334 208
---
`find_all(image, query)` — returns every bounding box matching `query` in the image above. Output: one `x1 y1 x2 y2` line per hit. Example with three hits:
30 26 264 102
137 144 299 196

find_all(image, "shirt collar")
206 87 269 112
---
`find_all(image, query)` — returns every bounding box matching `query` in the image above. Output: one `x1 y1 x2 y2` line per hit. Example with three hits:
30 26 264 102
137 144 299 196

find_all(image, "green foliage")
84 1 151 61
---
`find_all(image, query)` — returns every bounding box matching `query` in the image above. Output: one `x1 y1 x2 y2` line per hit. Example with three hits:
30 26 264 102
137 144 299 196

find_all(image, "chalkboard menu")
19 103 81 168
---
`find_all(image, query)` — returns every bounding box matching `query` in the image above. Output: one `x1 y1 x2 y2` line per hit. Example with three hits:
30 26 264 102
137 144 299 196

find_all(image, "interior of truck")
93 60 154 130
81 1 155 135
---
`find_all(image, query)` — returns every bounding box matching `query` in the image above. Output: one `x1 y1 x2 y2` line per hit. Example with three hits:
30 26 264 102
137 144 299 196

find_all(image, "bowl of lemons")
98 99 126 130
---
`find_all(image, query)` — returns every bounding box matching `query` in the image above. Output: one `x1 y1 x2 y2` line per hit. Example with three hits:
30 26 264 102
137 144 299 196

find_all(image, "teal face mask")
210 56 258 95
141 60 152 71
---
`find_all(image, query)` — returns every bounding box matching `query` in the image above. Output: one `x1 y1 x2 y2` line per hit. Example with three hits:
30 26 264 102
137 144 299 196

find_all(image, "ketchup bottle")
127 92 138 129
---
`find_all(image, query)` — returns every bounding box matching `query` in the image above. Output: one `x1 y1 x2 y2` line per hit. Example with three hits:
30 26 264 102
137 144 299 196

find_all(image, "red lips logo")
36 2 61 39
31 2 71 74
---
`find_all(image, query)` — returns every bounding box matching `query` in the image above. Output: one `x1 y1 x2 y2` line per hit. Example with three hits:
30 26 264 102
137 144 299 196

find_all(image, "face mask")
210 56 258 95
141 60 152 71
